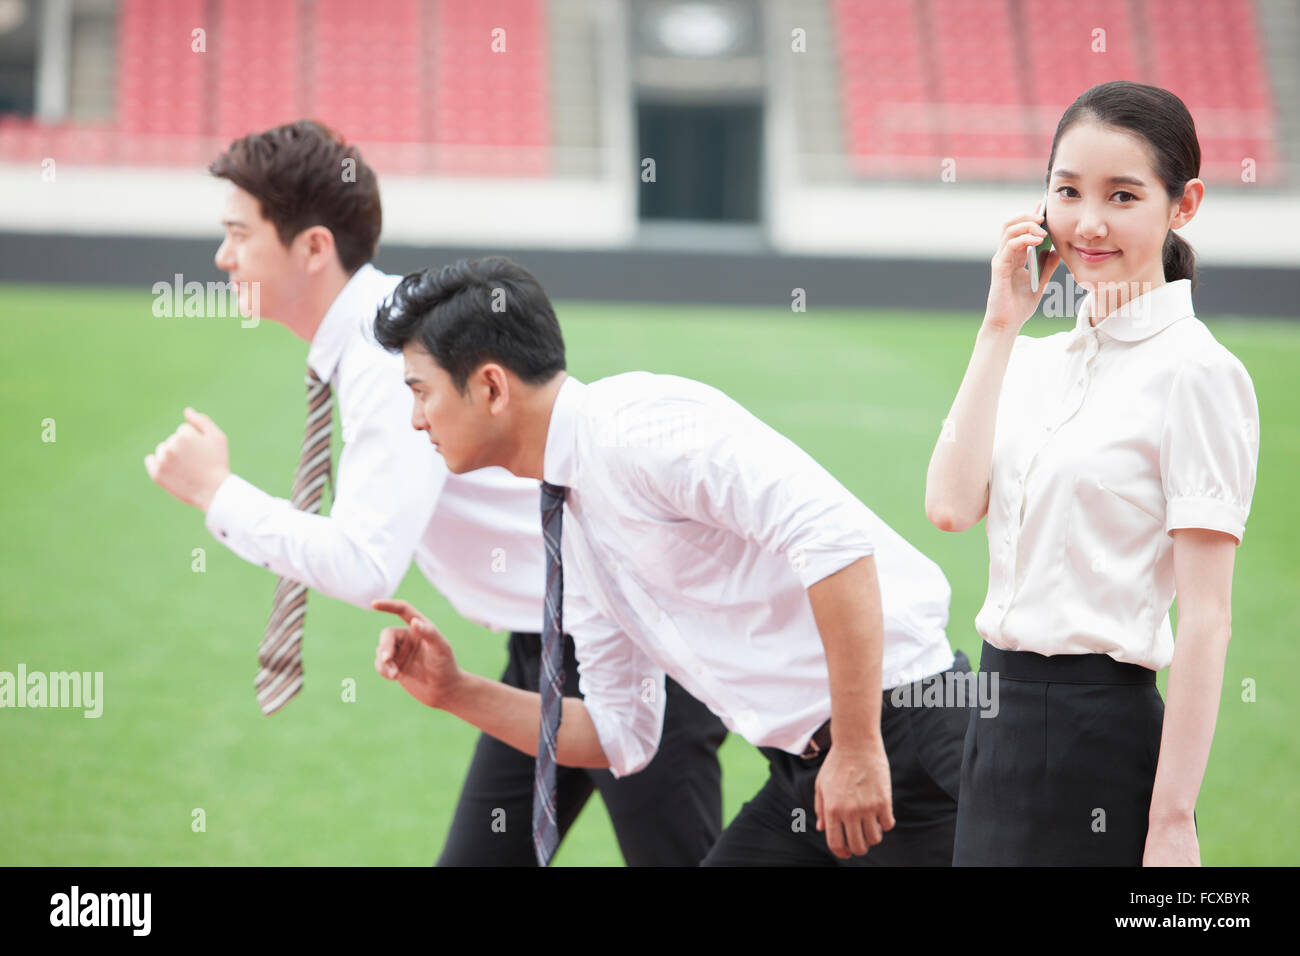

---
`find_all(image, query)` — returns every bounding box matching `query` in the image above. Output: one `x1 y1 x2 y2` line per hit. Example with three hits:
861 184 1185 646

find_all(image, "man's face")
402 344 494 474
213 183 305 322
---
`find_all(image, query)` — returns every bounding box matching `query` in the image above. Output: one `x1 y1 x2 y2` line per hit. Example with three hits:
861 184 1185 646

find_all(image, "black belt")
978 641 1156 684
798 670 928 758
800 719 832 759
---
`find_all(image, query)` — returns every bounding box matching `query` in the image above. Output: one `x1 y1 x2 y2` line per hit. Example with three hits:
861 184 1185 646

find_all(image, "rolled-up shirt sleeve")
624 395 876 588
564 583 666 778
205 346 445 608
1160 351 1260 544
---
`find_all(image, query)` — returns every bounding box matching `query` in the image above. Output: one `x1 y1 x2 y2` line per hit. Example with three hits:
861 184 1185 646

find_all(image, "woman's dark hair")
1046 81 1201 290
209 120 381 274
373 257 566 393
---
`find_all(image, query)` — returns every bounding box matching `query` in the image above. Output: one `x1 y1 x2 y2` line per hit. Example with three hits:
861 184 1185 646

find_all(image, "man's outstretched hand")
372 599 462 709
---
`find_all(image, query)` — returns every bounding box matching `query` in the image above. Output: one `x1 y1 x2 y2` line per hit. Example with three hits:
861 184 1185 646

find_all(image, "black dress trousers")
437 631 729 866
701 649 974 866
952 641 1166 866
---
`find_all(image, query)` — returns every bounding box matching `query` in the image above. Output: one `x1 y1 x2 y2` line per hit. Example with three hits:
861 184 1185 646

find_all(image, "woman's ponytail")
1163 230 1197 290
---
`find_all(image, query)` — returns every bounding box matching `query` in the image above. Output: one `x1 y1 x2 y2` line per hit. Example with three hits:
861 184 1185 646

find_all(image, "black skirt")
952 641 1165 866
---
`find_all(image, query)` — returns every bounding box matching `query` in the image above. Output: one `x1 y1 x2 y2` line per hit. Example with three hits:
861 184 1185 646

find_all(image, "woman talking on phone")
925 80 1259 866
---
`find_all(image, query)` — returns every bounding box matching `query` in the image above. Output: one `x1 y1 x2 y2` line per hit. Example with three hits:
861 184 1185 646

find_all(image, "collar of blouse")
1070 277 1196 345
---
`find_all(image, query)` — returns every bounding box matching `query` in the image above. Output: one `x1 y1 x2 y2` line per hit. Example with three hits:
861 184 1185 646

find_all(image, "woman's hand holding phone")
984 199 1060 334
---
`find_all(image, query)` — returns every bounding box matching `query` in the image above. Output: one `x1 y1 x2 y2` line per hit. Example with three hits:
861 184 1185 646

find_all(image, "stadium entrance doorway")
637 100 762 224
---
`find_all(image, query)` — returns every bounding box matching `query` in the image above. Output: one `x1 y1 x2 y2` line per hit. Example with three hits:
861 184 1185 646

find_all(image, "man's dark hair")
209 120 381 274
374 257 566 393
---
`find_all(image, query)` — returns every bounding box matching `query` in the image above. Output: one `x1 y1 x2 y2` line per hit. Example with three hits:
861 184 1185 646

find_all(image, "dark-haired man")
372 257 975 866
144 121 727 866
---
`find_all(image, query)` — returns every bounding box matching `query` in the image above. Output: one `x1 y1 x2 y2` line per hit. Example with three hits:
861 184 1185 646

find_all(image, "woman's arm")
924 323 1018 531
1143 527 1238 866
924 204 1059 532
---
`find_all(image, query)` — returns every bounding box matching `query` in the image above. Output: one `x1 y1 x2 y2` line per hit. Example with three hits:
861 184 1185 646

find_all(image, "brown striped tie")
256 366 333 715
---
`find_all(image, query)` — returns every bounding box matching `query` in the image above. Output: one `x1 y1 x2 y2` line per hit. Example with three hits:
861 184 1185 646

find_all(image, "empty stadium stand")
0 0 1289 186
829 0 1282 183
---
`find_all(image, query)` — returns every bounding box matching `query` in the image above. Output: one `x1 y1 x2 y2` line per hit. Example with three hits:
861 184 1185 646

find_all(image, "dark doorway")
637 101 762 223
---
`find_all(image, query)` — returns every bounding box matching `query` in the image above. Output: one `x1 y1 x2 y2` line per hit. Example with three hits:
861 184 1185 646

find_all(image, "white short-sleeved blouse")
975 278 1260 670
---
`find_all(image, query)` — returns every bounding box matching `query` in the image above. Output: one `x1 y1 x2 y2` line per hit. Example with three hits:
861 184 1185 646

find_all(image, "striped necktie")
256 366 333 715
533 480 567 865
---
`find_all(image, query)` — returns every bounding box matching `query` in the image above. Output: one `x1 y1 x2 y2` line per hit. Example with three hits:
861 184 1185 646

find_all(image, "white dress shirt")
544 373 956 778
977 278 1260 670
205 264 549 634
412 467 547 634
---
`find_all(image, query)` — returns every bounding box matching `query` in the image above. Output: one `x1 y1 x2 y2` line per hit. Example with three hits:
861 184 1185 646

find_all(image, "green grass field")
2 282 1296 865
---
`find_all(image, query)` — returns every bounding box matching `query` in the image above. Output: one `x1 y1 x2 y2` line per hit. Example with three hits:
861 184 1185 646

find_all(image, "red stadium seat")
213 0 302 142
431 0 550 175
1145 0 1280 183
117 0 206 137
832 0 935 177
829 0 1281 184
0 0 1278 183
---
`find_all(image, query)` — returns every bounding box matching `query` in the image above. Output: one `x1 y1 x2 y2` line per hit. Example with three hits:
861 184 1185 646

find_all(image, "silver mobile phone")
1028 190 1053 292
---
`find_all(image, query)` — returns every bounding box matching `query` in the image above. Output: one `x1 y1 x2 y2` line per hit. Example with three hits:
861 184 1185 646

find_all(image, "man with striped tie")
143 121 727 866
372 257 975 866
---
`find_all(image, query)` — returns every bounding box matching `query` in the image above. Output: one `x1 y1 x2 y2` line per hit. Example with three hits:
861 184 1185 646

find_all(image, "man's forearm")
206 473 412 608
807 555 884 748
443 672 611 768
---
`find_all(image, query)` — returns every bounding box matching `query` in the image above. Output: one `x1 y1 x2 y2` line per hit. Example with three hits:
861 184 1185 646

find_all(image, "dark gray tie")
533 480 566 865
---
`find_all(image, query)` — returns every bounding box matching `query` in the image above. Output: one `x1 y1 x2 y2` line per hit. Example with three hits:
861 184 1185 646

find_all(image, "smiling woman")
925 80 1260 867
1041 81 1205 320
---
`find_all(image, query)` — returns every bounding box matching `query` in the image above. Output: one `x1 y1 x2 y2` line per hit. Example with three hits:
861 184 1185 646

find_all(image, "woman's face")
1046 121 1199 314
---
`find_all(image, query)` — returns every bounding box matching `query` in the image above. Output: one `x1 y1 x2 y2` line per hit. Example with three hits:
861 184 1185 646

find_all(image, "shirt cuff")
584 696 658 779
1165 495 1247 544
204 473 274 548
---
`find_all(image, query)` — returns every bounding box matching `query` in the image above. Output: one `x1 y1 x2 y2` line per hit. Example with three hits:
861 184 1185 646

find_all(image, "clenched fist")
144 407 231 512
